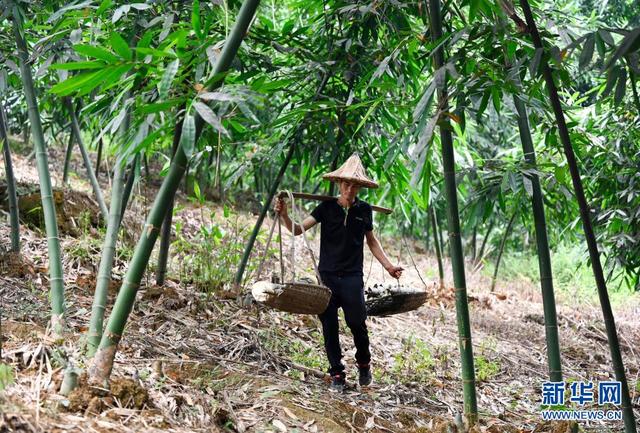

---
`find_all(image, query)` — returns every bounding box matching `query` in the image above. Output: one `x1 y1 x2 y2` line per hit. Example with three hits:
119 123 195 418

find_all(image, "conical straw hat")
322 153 379 189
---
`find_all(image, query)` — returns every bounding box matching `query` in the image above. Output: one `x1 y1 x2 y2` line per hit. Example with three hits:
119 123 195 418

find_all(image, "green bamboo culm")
86 106 132 357
156 115 185 286
65 98 108 220
474 219 494 267
12 6 66 335
518 1 637 431
86 156 126 357
119 154 139 226
513 94 563 382
427 0 478 424
95 137 103 179
490 211 516 292
88 0 263 385
62 131 74 184
0 101 20 252
429 205 444 289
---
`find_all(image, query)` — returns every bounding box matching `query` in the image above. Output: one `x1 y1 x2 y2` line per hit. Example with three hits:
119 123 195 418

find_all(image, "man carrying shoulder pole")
275 153 403 391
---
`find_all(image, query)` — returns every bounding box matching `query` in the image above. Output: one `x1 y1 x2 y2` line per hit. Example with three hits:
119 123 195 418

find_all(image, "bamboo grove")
0 0 638 430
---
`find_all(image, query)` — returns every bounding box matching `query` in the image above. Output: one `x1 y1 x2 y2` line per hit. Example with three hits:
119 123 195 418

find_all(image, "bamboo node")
105 331 122 343
123 279 141 290
50 314 66 340
145 224 160 237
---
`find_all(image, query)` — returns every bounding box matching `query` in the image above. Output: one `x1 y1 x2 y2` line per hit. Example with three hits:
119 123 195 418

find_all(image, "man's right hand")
274 197 288 217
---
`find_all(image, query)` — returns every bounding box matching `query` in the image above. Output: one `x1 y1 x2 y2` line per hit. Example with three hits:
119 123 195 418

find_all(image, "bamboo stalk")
513 94 563 381
519 2 637 430
65 98 108 220
87 156 126 356
0 101 20 252
428 0 477 424
490 212 516 292
474 219 495 268
156 114 185 286
430 206 444 289
89 0 262 385
62 132 74 184
12 6 65 335
119 154 139 226
86 100 132 357
96 137 103 179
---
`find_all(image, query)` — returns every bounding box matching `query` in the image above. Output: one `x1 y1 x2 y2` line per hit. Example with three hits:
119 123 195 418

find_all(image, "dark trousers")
318 272 371 375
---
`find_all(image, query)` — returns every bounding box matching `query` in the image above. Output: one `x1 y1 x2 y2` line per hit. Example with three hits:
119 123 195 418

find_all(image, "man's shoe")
330 373 346 392
358 364 372 386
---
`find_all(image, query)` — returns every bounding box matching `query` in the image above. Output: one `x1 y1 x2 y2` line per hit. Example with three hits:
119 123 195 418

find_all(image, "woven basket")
251 280 331 314
365 284 428 317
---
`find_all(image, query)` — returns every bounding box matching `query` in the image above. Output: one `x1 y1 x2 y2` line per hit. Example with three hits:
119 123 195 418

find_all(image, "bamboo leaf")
352 100 380 137
110 32 132 60
579 34 595 69
237 101 260 123
598 29 614 46
112 4 130 23
604 27 640 70
77 64 131 96
602 66 620 97
198 91 237 102
194 101 229 136
477 90 490 117
46 1 93 23
614 68 627 105
138 98 185 114
370 53 392 84
180 114 196 159
4 60 19 74
50 60 106 71
158 59 180 100
35 55 55 78
159 13 174 42
50 70 104 95
413 80 435 121
413 109 441 160
192 0 202 38
522 176 533 197
73 44 119 63
491 86 501 113
469 0 481 21
529 48 543 78
110 107 127 135
97 0 113 15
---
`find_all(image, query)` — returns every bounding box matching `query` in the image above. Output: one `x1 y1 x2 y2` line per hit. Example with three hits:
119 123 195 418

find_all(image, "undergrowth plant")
391 334 435 383
0 363 14 391
171 200 274 294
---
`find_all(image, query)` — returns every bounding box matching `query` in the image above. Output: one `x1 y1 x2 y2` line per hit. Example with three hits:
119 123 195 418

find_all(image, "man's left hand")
386 265 404 279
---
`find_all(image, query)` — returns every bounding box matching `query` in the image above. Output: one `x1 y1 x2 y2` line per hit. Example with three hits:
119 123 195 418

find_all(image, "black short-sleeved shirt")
310 197 373 276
